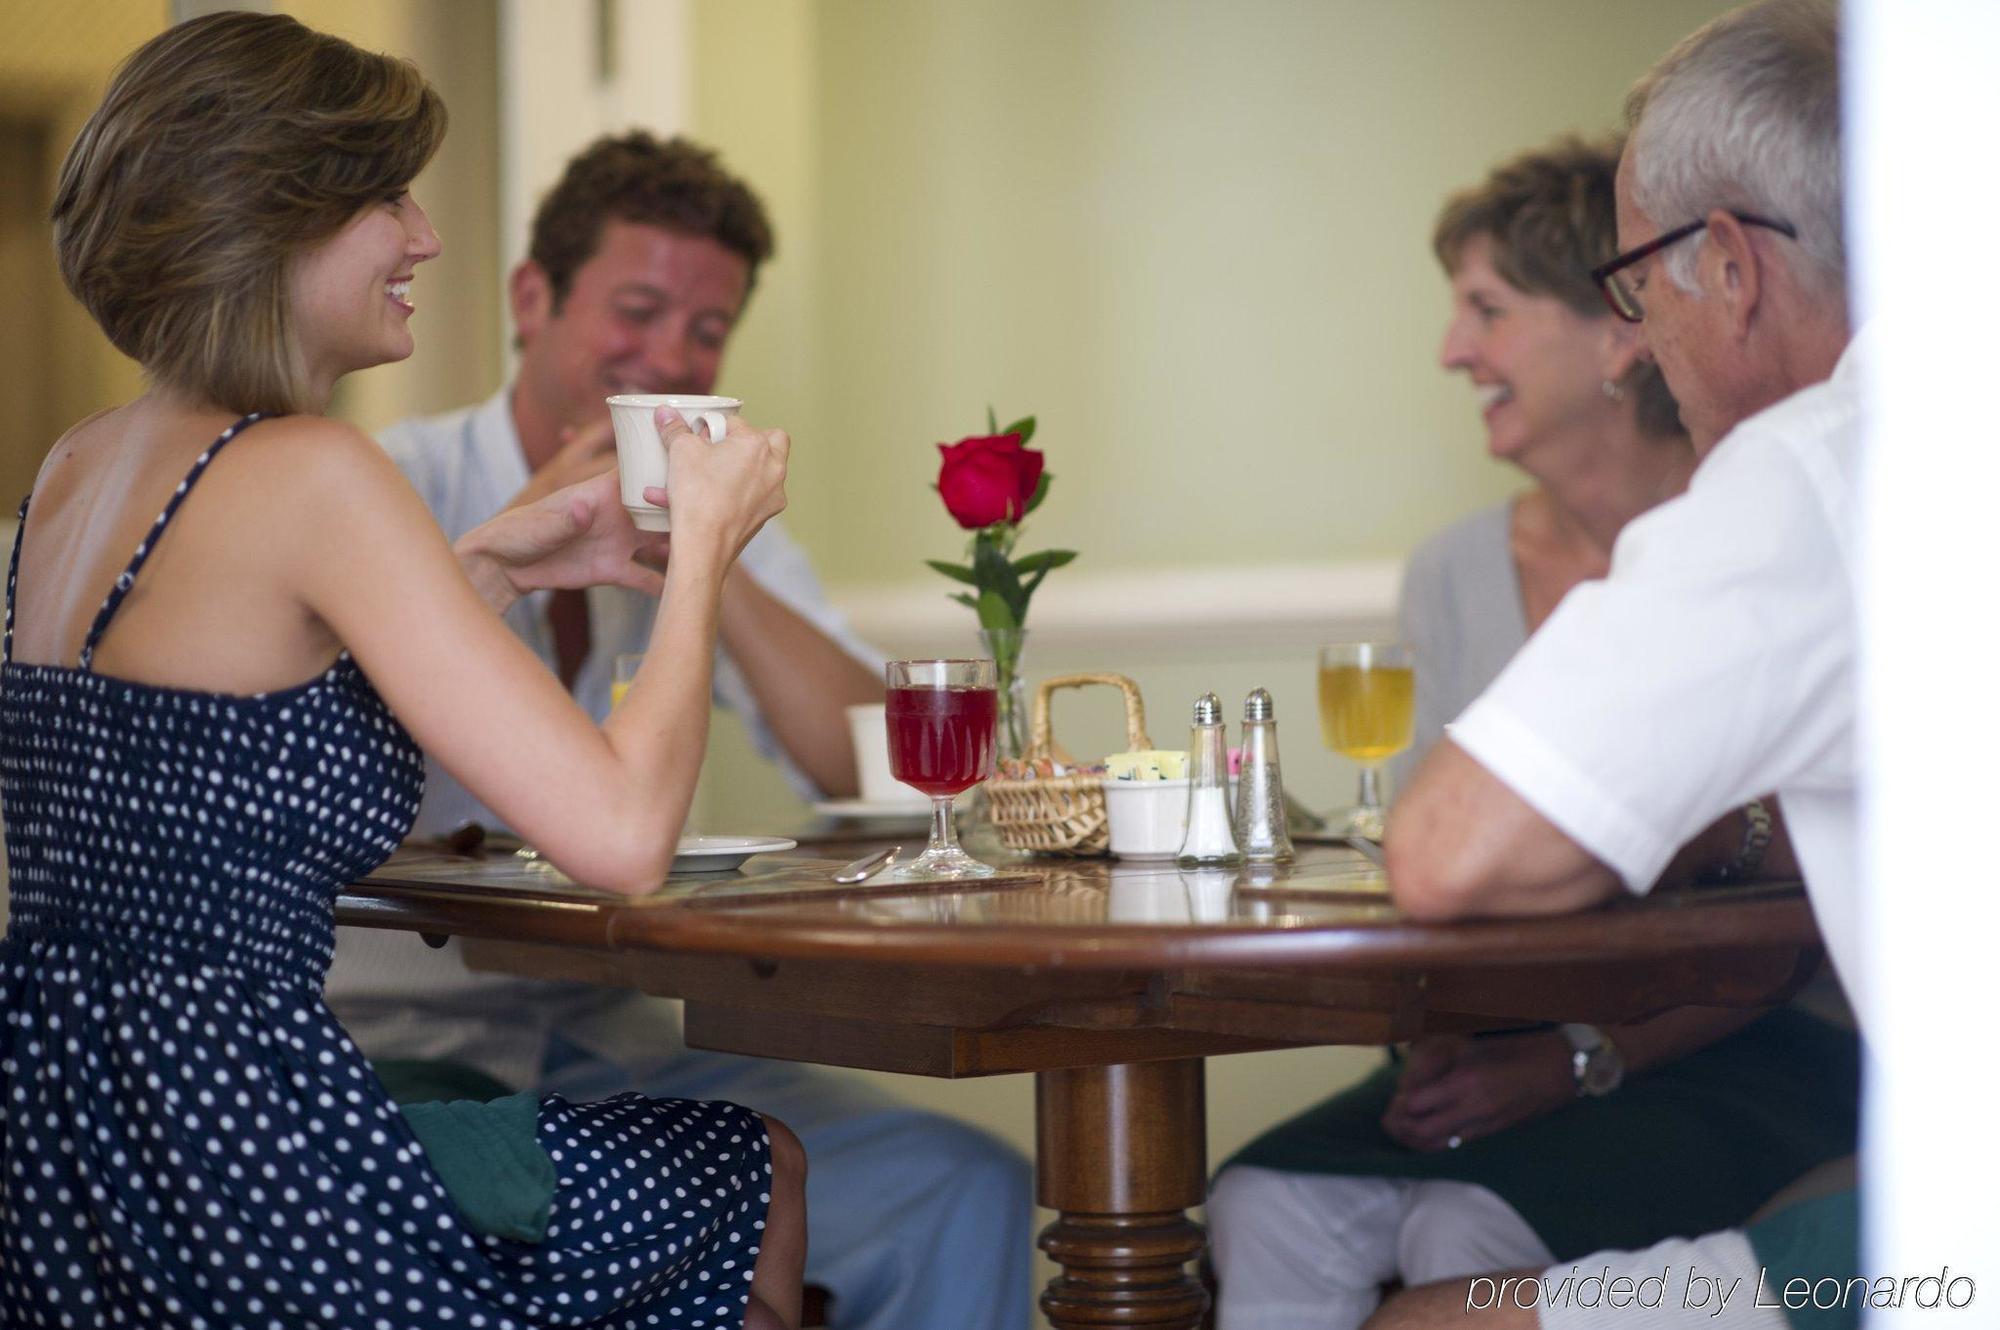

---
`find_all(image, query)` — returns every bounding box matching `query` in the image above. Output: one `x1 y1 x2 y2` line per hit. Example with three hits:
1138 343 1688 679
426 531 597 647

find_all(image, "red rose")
935 433 1044 529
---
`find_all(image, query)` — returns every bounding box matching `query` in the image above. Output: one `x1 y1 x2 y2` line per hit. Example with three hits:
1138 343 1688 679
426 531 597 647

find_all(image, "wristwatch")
1561 1023 1624 1097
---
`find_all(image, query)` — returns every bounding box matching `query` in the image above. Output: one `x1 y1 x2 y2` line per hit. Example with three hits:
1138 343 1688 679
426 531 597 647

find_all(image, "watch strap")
1705 798 1773 884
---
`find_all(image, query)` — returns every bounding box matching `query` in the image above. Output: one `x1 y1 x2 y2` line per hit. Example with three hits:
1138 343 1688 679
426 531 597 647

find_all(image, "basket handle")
1027 672 1153 761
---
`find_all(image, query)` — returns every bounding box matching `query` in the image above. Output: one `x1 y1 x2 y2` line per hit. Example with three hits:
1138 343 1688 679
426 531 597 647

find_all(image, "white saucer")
671 835 797 874
811 796 957 820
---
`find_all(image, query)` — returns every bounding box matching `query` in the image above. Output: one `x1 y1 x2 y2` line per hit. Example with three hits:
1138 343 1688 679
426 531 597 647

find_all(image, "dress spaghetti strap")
76 412 267 671
4 494 29 666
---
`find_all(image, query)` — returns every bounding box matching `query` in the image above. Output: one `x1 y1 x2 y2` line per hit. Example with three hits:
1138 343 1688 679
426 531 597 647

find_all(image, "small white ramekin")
1102 778 1191 860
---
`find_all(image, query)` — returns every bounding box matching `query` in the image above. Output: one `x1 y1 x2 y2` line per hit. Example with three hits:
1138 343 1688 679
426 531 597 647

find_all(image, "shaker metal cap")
1192 692 1222 725
1244 688 1274 722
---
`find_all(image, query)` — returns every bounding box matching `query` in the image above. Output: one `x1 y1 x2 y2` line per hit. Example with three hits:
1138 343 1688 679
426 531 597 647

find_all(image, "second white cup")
845 703 927 808
605 393 741 531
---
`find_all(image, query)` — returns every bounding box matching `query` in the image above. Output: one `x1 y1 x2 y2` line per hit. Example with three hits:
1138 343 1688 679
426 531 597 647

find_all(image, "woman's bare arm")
278 412 786 895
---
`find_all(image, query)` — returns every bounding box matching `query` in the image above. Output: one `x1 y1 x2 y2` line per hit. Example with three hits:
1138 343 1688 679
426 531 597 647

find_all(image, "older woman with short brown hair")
1205 136 1859 1330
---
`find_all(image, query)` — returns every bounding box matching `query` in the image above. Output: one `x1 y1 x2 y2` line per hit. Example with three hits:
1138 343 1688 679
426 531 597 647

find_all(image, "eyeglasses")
1590 212 1799 322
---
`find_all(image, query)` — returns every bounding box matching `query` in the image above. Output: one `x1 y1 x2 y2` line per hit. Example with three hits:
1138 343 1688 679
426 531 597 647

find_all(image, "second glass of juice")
1317 642 1415 839
885 658 999 879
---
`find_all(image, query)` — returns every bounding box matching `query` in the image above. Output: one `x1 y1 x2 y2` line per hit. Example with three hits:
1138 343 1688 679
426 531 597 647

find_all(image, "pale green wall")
674 7 1739 1321
691 0 1736 583
678 0 1740 869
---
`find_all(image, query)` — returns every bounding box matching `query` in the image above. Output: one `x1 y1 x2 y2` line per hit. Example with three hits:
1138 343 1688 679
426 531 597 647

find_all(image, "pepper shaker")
1233 688 1295 863
1177 693 1243 868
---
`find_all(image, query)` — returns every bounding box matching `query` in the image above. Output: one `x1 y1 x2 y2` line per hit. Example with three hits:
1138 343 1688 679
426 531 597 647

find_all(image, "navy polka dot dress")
0 417 771 1328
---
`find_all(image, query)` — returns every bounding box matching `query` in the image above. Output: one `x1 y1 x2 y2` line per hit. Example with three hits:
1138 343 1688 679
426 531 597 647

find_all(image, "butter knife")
833 845 900 884
1343 834 1386 868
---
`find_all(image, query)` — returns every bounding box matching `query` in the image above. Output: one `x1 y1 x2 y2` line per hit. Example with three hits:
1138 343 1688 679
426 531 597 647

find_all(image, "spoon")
833 845 900 884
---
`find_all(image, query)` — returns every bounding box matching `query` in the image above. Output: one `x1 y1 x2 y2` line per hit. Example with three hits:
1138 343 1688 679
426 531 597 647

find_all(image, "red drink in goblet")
886 684 998 797
884 658 1000 880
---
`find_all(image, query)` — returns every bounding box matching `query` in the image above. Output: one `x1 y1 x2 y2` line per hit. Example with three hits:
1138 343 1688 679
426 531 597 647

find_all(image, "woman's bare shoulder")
220 415 412 493
49 409 393 492
233 413 380 457
182 415 440 563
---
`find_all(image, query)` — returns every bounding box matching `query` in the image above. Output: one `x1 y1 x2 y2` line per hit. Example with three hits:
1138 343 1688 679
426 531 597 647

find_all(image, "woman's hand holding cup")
654 406 790 566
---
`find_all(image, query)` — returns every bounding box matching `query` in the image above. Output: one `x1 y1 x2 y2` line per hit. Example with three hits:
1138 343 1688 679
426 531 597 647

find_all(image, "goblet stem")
929 795 959 857
892 791 996 880
1341 765 1388 840
1356 766 1383 816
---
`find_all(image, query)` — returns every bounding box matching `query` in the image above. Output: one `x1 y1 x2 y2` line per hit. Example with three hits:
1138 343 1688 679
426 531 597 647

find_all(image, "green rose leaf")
1021 549 1076 602
1000 415 1036 446
1023 471 1052 515
1010 549 1075 576
925 560 978 586
949 592 979 611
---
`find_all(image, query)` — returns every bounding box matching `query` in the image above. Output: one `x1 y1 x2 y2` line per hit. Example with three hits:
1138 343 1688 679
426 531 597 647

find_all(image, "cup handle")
688 410 728 443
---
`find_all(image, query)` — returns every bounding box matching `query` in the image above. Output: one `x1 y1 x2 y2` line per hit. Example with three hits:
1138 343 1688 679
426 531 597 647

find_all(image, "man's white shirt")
1449 332 1867 1028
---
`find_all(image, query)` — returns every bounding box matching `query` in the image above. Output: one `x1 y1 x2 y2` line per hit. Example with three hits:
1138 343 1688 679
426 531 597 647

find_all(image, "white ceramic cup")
845 703 917 806
605 394 741 532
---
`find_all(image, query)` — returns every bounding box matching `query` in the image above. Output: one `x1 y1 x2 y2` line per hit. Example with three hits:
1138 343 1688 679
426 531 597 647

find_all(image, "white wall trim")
830 559 1404 660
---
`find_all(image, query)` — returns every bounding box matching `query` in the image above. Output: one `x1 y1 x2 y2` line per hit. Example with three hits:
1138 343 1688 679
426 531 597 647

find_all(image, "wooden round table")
339 842 1822 1329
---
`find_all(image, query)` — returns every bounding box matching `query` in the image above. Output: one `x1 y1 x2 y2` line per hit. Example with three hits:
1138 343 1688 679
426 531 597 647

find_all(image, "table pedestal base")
1039 1212 1208 1327
1036 1060 1208 1329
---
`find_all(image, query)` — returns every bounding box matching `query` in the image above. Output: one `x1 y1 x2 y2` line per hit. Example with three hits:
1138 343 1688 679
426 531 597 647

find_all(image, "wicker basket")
986 672 1153 857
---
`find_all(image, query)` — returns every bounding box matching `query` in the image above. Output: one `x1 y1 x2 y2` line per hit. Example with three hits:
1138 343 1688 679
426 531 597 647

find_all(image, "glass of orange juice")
611 653 643 710
1316 642 1415 839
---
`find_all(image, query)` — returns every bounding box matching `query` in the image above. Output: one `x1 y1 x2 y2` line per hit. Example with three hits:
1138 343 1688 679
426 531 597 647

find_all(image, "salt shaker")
1177 693 1243 867
1233 688 1295 863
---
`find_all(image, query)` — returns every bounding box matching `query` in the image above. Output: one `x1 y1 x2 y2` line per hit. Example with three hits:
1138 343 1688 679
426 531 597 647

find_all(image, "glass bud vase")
978 627 1030 765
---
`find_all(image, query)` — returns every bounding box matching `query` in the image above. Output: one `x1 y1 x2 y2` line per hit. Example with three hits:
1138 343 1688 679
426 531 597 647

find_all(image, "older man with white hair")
1375 1 1861 1326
